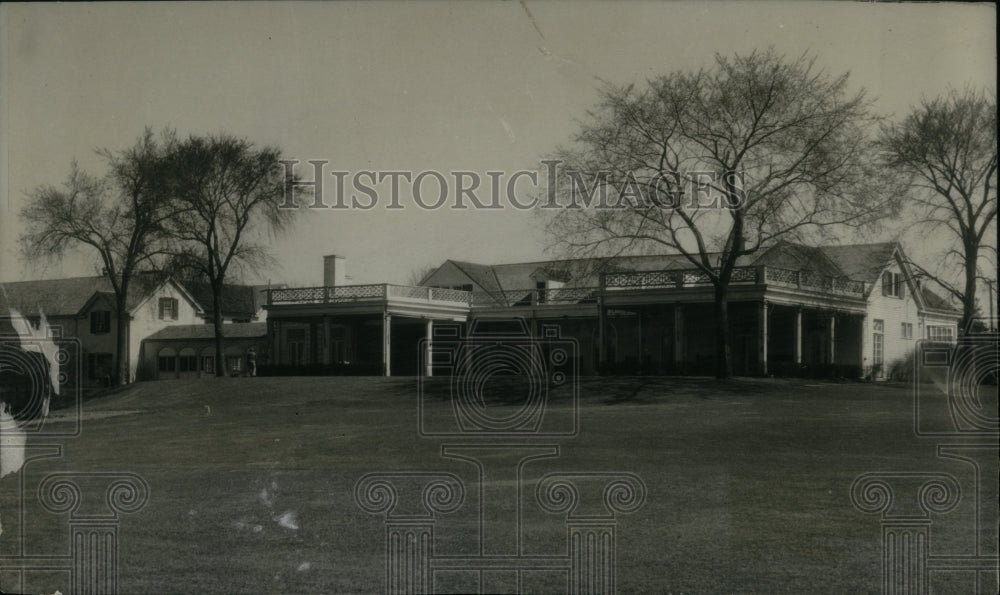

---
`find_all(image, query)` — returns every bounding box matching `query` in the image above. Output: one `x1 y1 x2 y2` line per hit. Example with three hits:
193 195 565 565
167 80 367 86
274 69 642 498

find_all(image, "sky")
1 1 995 288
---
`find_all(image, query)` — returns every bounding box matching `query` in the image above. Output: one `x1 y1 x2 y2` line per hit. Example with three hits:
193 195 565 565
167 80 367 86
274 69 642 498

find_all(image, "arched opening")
178 347 198 379
156 347 178 380
200 347 216 377
224 346 245 377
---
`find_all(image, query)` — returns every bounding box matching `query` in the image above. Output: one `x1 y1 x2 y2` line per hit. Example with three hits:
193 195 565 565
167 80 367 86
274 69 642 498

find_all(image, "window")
872 319 884 376
881 271 906 299
202 356 215 374
927 326 955 342
157 356 176 372
902 322 913 340
90 311 111 334
178 355 198 372
286 327 307 365
158 297 179 320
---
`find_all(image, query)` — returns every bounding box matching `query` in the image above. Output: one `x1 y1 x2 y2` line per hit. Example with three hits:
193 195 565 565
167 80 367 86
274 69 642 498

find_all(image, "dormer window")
881 271 905 299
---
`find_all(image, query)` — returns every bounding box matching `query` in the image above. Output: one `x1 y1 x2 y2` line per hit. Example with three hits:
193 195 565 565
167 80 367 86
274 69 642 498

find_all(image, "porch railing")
766 266 866 296
268 284 473 305
602 265 866 297
269 265 865 307
472 286 601 309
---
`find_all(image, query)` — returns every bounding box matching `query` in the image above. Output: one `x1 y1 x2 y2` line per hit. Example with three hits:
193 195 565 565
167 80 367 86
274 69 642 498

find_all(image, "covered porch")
265 284 471 376
598 268 868 377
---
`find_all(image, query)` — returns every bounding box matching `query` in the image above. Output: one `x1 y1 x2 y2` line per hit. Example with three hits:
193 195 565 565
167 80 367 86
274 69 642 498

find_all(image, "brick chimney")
323 255 347 287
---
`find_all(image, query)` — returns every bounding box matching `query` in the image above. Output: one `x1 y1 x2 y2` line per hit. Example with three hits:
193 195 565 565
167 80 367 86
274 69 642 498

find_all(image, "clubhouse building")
264 242 961 379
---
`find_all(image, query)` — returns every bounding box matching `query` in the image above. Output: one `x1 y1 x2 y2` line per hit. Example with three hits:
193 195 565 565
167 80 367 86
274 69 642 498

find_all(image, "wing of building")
0 275 271 385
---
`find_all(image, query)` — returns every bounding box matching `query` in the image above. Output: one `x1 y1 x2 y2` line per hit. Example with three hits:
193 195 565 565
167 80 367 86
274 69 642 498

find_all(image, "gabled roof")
144 322 267 341
760 241 958 313
0 276 106 317
431 242 959 313
0 273 171 317
180 282 266 319
447 261 504 295
752 241 845 278
439 253 757 295
817 242 898 290
918 286 958 312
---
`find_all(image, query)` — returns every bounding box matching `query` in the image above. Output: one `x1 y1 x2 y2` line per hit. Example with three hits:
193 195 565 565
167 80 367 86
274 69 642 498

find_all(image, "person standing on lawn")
246 347 257 377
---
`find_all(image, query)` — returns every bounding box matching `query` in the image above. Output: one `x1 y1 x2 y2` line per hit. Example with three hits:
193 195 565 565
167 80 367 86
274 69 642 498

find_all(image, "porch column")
673 305 684 370
323 316 332 365
310 321 319 364
382 313 392 377
424 319 433 377
345 319 355 362
759 301 768 376
598 298 607 370
270 320 281 365
829 314 836 365
637 309 644 373
858 315 867 376
794 309 802 365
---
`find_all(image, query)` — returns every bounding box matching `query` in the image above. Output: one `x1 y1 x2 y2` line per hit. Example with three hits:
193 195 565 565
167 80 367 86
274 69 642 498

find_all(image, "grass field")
1 375 996 594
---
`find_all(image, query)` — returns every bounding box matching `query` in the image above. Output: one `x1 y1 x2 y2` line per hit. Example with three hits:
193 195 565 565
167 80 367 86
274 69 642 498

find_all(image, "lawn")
1 376 996 594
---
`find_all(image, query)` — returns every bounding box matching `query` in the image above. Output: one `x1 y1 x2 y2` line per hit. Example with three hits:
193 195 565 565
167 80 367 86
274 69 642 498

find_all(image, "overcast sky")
1 1 995 287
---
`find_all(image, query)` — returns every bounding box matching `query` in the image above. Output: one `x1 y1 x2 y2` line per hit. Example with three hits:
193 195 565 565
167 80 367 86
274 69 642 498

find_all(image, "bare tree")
406 264 438 287
20 129 175 386
544 49 887 378
879 88 997 331
165 134 295 376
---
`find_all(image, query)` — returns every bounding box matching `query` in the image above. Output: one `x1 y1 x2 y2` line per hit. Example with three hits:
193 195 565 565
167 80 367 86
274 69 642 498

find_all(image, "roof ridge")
0 274 106 284
487 252 705 269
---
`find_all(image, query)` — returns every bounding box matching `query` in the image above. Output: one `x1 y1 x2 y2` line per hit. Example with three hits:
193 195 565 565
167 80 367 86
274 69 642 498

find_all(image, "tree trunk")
115 297 130 386
961 242 978 334
213 281 226 377
714 285 732 379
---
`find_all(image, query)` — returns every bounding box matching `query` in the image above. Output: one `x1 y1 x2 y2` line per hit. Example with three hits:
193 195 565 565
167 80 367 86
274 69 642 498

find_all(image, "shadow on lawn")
592 376 778 405
376 374 783 407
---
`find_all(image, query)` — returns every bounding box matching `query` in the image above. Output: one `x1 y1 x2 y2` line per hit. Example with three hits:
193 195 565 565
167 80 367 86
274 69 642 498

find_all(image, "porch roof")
145 322 267 341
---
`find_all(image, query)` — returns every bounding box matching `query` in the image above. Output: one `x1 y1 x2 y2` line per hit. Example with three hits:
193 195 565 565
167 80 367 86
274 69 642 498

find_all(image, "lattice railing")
544 287 600 303
603 265 866 297
471 291 505 307
269 286 330 304
269 284 473 305
730 267 759 283
387 284 429 300
328 284 387 301
604 266 760 289
765 267 799 285
603 270 680 288
833 278 866 295
471 287 600 309
429 287 475 304
765 266 866 296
